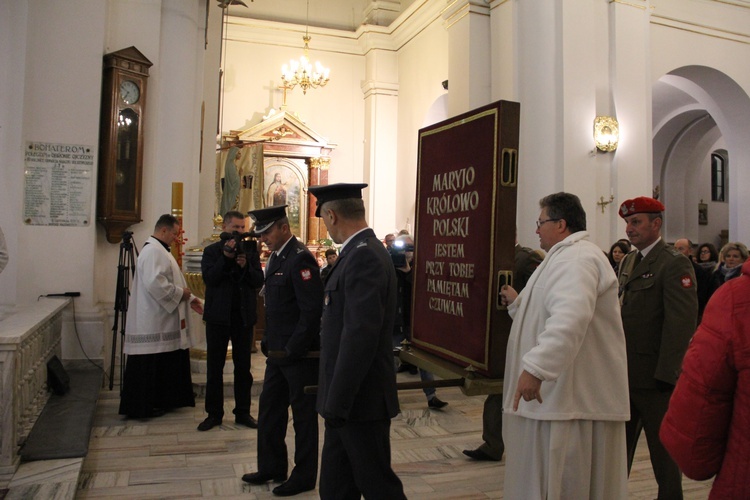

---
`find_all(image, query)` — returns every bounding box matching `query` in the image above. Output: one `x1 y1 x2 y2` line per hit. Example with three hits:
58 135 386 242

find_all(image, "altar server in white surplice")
119 214 203 419
500 193 630 500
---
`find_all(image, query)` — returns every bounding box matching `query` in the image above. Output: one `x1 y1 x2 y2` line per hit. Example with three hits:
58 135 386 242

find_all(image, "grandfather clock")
97 46 152 243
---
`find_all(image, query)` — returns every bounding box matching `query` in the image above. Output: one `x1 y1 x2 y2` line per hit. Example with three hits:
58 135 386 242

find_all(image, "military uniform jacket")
201 239 264 327
263 235 323 362
618 239 698 388
316 228 400 423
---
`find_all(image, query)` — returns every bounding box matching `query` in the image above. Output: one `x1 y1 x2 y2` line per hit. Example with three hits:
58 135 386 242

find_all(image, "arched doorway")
653 66 750 248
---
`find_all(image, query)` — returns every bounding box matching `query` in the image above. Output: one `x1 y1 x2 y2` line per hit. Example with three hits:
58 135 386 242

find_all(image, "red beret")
618 197 665 218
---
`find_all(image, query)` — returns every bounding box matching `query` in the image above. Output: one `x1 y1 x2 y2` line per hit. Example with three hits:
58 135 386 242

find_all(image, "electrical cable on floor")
38 294 111 387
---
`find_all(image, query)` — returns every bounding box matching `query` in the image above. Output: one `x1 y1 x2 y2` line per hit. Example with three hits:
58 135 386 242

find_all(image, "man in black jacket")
241 205 323 497
463 240 542 461
198 210 264 431
309 183 406 500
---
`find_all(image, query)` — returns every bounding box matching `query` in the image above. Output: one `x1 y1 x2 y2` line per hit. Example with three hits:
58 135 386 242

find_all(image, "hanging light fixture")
281 0 330 95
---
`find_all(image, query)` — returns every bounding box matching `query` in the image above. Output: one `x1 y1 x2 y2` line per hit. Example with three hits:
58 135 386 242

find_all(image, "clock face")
119 80 140 105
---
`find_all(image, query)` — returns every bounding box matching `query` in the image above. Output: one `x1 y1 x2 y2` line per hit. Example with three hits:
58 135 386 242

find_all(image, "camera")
391 239 414 268
220 231 257 256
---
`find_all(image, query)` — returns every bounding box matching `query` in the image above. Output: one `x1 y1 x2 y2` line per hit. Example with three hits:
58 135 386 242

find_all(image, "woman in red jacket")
660 259 750 499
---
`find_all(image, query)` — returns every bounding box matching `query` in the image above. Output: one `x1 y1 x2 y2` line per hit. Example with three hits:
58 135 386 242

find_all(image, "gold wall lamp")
594 116 619 152
597 194 615 213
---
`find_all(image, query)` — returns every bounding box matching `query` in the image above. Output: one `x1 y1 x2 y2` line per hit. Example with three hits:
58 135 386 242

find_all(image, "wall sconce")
594 116 619 152
597 194 615 213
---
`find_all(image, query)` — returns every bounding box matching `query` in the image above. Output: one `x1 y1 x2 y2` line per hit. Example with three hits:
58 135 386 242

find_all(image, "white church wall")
0 1 111 361
97 0 209 366
687 136 726 248
0 0 28 307
512 1 568 248
649 1 750 245
221 20 366 195
660 123 720 242
0 1 210 359
12 1 105 308
489 0 622 251
394 19 449 237
560 1 613 251
697 145 729 250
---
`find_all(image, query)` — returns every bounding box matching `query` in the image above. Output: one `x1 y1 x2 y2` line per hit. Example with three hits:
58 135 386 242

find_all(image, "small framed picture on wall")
698 201 708 226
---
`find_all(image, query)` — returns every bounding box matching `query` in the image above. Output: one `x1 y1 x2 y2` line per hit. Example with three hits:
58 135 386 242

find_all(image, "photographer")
392 234 448 409
198 210 264 431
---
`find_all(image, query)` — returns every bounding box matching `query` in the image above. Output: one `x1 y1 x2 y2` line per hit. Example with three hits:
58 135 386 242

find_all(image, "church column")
149 0 206 242
307 156 330 245
361 48 399 236
443 0 492 117
610 0 653 202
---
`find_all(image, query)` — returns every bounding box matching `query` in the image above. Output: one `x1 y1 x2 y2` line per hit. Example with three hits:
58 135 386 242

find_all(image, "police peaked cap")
308 183 368 217
618 196 665 218
248 205 288 234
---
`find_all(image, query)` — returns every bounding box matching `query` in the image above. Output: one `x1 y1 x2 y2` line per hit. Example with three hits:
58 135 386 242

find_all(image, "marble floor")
2 351 713 499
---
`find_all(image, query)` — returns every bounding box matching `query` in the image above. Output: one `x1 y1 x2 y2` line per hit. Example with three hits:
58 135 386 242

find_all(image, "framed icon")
698 201 708 225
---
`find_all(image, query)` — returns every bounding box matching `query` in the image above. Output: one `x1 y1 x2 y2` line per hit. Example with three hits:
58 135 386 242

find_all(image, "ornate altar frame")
222 109 336 246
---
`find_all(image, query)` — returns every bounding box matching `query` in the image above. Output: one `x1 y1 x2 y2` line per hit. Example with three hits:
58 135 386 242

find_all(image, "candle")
172 182 183 211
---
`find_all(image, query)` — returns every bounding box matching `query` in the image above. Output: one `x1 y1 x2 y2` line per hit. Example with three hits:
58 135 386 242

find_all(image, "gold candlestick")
171 182 185 267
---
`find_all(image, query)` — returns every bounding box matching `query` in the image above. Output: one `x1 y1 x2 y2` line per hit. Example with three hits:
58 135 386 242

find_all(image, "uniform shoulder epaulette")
356 240 367 248
295 247 304 254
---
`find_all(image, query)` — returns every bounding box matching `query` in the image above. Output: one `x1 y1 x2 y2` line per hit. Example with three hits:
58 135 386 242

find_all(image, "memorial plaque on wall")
411 100 519 379
23 141 94 226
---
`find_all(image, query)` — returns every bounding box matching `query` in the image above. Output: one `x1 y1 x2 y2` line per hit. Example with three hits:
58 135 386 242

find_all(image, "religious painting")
263 158 307 238
215 143 264 218
698 201 708 225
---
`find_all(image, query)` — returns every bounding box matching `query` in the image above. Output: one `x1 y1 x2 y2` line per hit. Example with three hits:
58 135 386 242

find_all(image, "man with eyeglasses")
499 193 630 498
618 197 697 500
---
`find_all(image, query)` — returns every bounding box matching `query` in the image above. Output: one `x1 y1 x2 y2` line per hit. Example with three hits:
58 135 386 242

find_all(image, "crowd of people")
117 189 748 499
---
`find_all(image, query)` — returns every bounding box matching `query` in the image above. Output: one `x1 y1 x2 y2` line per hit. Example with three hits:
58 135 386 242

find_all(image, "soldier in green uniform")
618 196 698 500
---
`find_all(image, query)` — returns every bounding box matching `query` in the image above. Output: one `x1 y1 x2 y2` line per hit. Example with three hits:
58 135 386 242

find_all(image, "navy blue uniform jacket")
316 228 400 422
263 235 323 361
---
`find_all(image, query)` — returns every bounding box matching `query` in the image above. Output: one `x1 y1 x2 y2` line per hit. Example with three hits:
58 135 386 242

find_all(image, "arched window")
711 152 727 202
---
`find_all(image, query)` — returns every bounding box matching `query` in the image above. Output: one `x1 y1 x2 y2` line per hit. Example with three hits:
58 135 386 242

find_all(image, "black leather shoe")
462 447 501 462
197 415 222 431
235 414 258 428
427 396 448 409
272 481 315 497
241 471 287 484
397 362 413 373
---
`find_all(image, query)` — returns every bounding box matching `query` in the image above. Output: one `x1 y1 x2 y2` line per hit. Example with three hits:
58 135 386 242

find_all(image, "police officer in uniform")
241 205 323 497
309 183 406 500
618 196 698 500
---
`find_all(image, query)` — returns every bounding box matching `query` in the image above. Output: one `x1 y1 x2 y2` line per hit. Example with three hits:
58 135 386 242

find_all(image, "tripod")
109 230 138 391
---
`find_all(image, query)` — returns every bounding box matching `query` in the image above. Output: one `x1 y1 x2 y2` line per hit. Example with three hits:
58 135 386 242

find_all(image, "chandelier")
281 0 330 95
